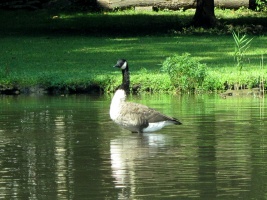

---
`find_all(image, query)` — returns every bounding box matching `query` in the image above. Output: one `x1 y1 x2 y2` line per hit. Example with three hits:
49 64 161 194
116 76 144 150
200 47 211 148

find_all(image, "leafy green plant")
162 53 207 92
232 31 253 74
256 0 267 11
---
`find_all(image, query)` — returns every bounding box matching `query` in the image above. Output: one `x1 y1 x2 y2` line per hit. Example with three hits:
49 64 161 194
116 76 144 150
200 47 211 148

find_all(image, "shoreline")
0 84 104 95
1 83 265 97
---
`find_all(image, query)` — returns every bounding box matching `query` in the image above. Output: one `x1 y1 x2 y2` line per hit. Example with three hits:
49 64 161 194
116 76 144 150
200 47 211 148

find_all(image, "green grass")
0 9 267 93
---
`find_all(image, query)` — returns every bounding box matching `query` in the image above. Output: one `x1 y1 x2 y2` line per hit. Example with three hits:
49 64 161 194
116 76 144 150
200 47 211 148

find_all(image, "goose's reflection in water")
110 133 171 199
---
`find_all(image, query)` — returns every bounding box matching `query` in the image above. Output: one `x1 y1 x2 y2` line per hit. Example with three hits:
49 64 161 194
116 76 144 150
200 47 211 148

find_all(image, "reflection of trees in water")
215 121 252 198
0 96 79 199
196 99 253 198
0 95 266 199
197 114 217 199
0 95 118 199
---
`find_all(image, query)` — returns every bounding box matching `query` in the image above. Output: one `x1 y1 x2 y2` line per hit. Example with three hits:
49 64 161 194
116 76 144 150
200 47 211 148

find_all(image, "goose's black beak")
113 64 120 68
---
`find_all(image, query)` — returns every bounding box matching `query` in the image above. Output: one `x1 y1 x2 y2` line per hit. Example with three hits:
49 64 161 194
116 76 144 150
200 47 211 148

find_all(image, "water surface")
0 94 266 199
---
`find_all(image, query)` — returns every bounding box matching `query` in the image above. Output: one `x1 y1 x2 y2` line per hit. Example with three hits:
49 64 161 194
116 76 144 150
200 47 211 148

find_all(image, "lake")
0 94 266 199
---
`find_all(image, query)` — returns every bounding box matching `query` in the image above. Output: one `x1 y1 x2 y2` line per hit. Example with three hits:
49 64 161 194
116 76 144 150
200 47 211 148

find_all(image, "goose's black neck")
121 67 130 94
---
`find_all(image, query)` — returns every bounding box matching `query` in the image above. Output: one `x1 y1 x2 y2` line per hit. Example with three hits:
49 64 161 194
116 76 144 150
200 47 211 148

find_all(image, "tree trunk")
192 0 217 28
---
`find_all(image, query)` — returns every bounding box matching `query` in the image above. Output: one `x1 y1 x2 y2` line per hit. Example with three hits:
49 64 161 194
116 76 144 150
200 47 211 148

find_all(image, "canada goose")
109 59 182 133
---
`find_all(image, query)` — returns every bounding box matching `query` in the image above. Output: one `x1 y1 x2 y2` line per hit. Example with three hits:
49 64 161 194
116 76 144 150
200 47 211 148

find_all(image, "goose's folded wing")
123 102 181 124
119 107 149 130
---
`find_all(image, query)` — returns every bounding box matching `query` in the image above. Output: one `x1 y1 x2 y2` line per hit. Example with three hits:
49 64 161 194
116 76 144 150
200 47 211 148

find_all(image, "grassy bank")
0 9 266 94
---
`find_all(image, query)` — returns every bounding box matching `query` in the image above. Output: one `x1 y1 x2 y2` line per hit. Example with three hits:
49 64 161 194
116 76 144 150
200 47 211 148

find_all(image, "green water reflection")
0 94 266 199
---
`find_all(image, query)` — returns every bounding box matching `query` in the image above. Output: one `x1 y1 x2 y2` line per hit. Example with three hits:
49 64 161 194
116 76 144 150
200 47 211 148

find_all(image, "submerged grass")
0 9 267 93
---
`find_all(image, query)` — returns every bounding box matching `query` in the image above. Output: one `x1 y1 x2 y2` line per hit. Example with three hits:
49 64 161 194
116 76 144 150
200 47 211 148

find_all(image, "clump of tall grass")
203 67 266 91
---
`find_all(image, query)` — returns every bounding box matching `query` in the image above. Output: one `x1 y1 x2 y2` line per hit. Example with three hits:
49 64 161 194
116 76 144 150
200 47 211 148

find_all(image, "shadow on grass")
0 10 191 37
1 10 266 37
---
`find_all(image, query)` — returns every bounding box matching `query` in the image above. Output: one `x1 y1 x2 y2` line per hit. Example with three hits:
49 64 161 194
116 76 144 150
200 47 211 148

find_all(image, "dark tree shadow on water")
197 116 217 199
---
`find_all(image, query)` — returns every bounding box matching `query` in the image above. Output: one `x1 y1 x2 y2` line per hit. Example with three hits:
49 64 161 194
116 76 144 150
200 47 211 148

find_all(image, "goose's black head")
113 59 130 94
113 59 128 70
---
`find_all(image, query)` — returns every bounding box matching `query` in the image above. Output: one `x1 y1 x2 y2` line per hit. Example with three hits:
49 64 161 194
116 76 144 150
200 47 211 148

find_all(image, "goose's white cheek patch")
121 61 127 70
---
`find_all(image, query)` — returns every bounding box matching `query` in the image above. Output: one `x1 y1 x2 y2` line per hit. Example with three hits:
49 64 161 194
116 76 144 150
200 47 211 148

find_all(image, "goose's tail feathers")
170 118 182 125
